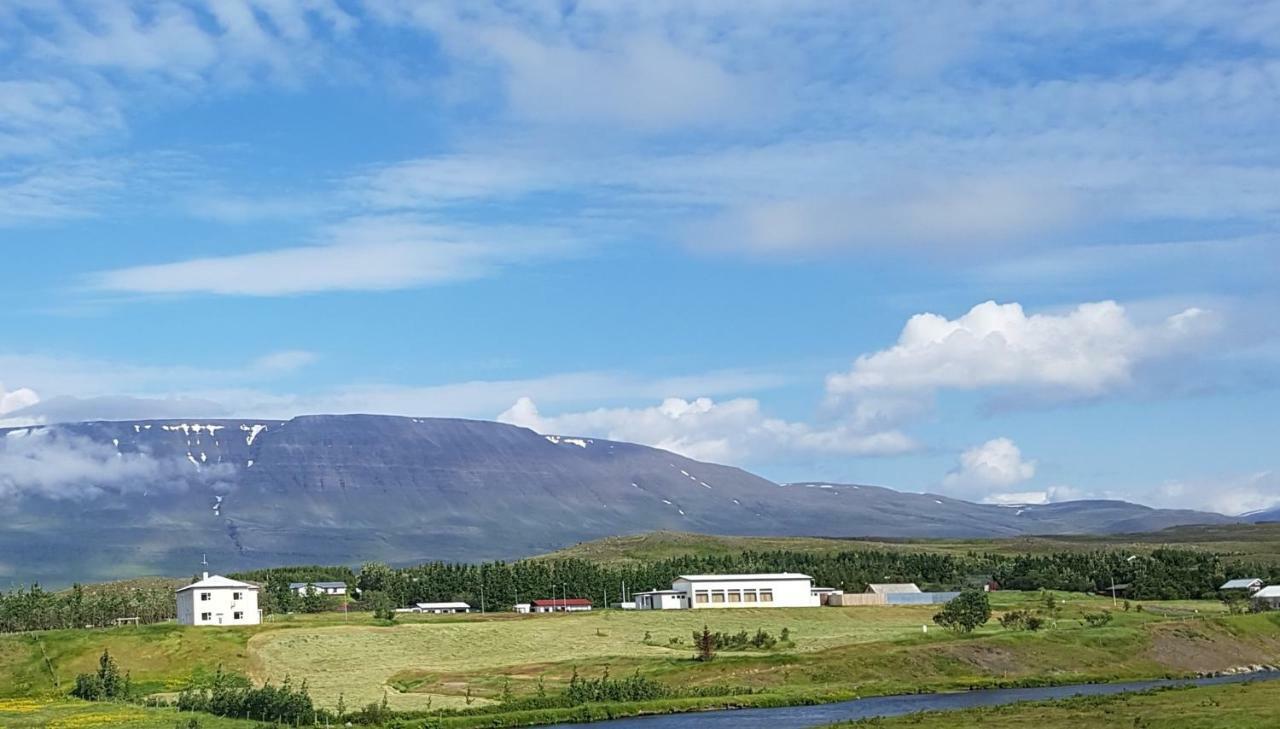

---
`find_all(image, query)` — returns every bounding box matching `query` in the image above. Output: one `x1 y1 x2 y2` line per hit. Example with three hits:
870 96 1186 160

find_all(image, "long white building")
176 573 261 626
635 573 819 609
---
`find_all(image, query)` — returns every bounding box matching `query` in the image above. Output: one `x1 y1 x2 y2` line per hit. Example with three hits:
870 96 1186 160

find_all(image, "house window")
711 591 726 603
727 591 741 603
232 592 243 600
743 590 757 602
760 590 773 602
233 612 244 620
200 612 212 621
200 592 211 601
695 591 709 604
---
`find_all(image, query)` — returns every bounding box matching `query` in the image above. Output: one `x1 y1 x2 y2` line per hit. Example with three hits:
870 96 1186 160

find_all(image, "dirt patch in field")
1144 621 1280 672
939 643 1023 674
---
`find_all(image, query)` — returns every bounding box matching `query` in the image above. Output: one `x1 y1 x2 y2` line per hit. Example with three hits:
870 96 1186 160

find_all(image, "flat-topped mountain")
0 415 1236 585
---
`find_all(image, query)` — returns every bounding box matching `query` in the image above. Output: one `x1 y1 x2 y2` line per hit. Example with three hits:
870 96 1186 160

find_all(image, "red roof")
531 598 592 607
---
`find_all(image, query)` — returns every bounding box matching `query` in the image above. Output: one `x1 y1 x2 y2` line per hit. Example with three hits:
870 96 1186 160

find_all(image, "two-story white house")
176 573 262 626
635 573 819 609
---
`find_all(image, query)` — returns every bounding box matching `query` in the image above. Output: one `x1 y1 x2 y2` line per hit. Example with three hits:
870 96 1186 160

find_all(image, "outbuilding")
635 573 819 609
176 573 261 627
531 598 593 613
410 601 471 614
1252 586 1280 610
289 581 348 596
1220 578 1264 594
866 583 921 595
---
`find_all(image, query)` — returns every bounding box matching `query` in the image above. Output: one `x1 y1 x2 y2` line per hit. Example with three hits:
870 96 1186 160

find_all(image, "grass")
2 591 1276 727
0 697 257 728
830 679 1280 728
540 524 1280 564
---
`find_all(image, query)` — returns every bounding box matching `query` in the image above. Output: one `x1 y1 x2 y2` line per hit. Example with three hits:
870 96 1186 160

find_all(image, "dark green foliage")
933 589 991 633
70 649 132 701
176 675 327 724
0 582 176 633
566 667 670 704
998 610 1043 631
1083 611 1114 627
687 627 780 651
365 590 397 621
693 625 717 662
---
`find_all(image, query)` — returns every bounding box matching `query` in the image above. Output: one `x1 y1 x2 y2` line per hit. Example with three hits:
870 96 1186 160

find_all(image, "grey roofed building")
289 581 348 595
1220 578 1264 592
1252 586 1280 608
866 583 921 595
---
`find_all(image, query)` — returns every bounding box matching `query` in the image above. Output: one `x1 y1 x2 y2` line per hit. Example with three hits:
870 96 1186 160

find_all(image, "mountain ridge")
0 414 1238 585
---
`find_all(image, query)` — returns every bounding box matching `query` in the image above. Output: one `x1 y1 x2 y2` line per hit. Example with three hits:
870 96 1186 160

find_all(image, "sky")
1 1 1278 514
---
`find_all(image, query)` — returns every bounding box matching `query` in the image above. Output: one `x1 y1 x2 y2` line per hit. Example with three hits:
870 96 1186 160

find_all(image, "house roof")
531 598 592 606
674 573 812 582
414 602 471 609
289 581 347 589
867 583 921 594
176 575 259 593
1220 578 1263 590
1253 586 1280 599
635 590 684 595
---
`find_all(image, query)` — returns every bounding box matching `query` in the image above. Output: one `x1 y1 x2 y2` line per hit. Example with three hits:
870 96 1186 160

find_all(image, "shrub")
693 625 717 662
933 590 991 633
1083 611 1114 628
70 649 132 701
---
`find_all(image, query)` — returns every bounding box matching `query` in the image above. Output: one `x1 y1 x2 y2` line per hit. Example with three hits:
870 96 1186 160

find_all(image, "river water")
550 673 1280 728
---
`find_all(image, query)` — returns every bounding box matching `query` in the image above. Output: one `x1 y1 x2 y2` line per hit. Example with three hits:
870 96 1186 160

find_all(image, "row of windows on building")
199 592 246 601
693 589 774 604
199 611 246 620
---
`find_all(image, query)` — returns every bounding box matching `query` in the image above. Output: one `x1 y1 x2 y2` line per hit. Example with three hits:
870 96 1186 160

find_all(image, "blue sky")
2 1 1278 513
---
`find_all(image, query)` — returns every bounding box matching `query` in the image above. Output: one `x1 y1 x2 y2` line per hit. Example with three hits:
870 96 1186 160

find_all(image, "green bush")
933 590 991 633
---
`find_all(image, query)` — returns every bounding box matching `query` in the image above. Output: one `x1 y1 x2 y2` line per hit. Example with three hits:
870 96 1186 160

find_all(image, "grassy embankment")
540 523 1280 564
832 679 1280 728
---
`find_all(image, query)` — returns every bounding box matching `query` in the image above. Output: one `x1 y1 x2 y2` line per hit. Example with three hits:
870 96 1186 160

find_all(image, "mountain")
0 415 1236 585
1245 508 1280 523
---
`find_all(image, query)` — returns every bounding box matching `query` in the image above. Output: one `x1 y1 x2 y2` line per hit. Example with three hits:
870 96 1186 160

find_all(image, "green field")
541 524 1280 564
7 591 1278 725
832 680 1280 728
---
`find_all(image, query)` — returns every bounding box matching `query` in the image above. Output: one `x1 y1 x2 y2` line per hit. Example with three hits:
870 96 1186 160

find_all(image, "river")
550 673 1280 728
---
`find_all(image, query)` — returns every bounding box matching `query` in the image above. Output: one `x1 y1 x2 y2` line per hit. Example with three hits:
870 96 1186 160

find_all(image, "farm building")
289 581 348 596
633 590 690 610
1221 578 1264 594
531 598 593 613
176 573 261 627
1253 586 1280 610
407 602 471 614
811 587 843 605
513 603 531 613
829 582 958 607
636 573 820 609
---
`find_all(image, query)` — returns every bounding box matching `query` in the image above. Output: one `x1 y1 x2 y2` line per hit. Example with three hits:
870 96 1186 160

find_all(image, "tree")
300 585 327 613
71 649 131 701
933 590 991 633
693 625 717 662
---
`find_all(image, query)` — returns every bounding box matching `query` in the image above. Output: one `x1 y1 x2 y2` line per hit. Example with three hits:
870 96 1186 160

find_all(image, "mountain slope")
0 415 1235 585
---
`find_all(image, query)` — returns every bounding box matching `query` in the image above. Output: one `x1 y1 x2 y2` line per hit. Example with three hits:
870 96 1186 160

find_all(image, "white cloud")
497 395 916 464
941 437 1038 502
828 300 1220 404
1156 471 1280 516
251 350 319 373
0 427 229 500
0 383 39 416
89 216 574 296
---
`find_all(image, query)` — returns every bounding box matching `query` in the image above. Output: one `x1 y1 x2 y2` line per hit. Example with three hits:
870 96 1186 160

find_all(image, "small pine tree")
693 625 717 662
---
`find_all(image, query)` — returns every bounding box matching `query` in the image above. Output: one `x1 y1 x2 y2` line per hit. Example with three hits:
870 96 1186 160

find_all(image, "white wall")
177 588 261 626
635 592 689 610
672 577 818 608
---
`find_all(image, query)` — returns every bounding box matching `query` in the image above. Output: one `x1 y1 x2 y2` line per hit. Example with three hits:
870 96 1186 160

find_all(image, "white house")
513 603 531 614
289 581 347 596
637 573 819 609
176 573 261 626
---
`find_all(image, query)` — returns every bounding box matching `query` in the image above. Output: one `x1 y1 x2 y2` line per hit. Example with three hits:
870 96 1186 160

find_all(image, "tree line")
1 545 1275 633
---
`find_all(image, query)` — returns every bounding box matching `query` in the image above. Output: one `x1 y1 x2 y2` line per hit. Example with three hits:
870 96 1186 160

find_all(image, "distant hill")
0 415 1237 585
1246 508 1280 523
